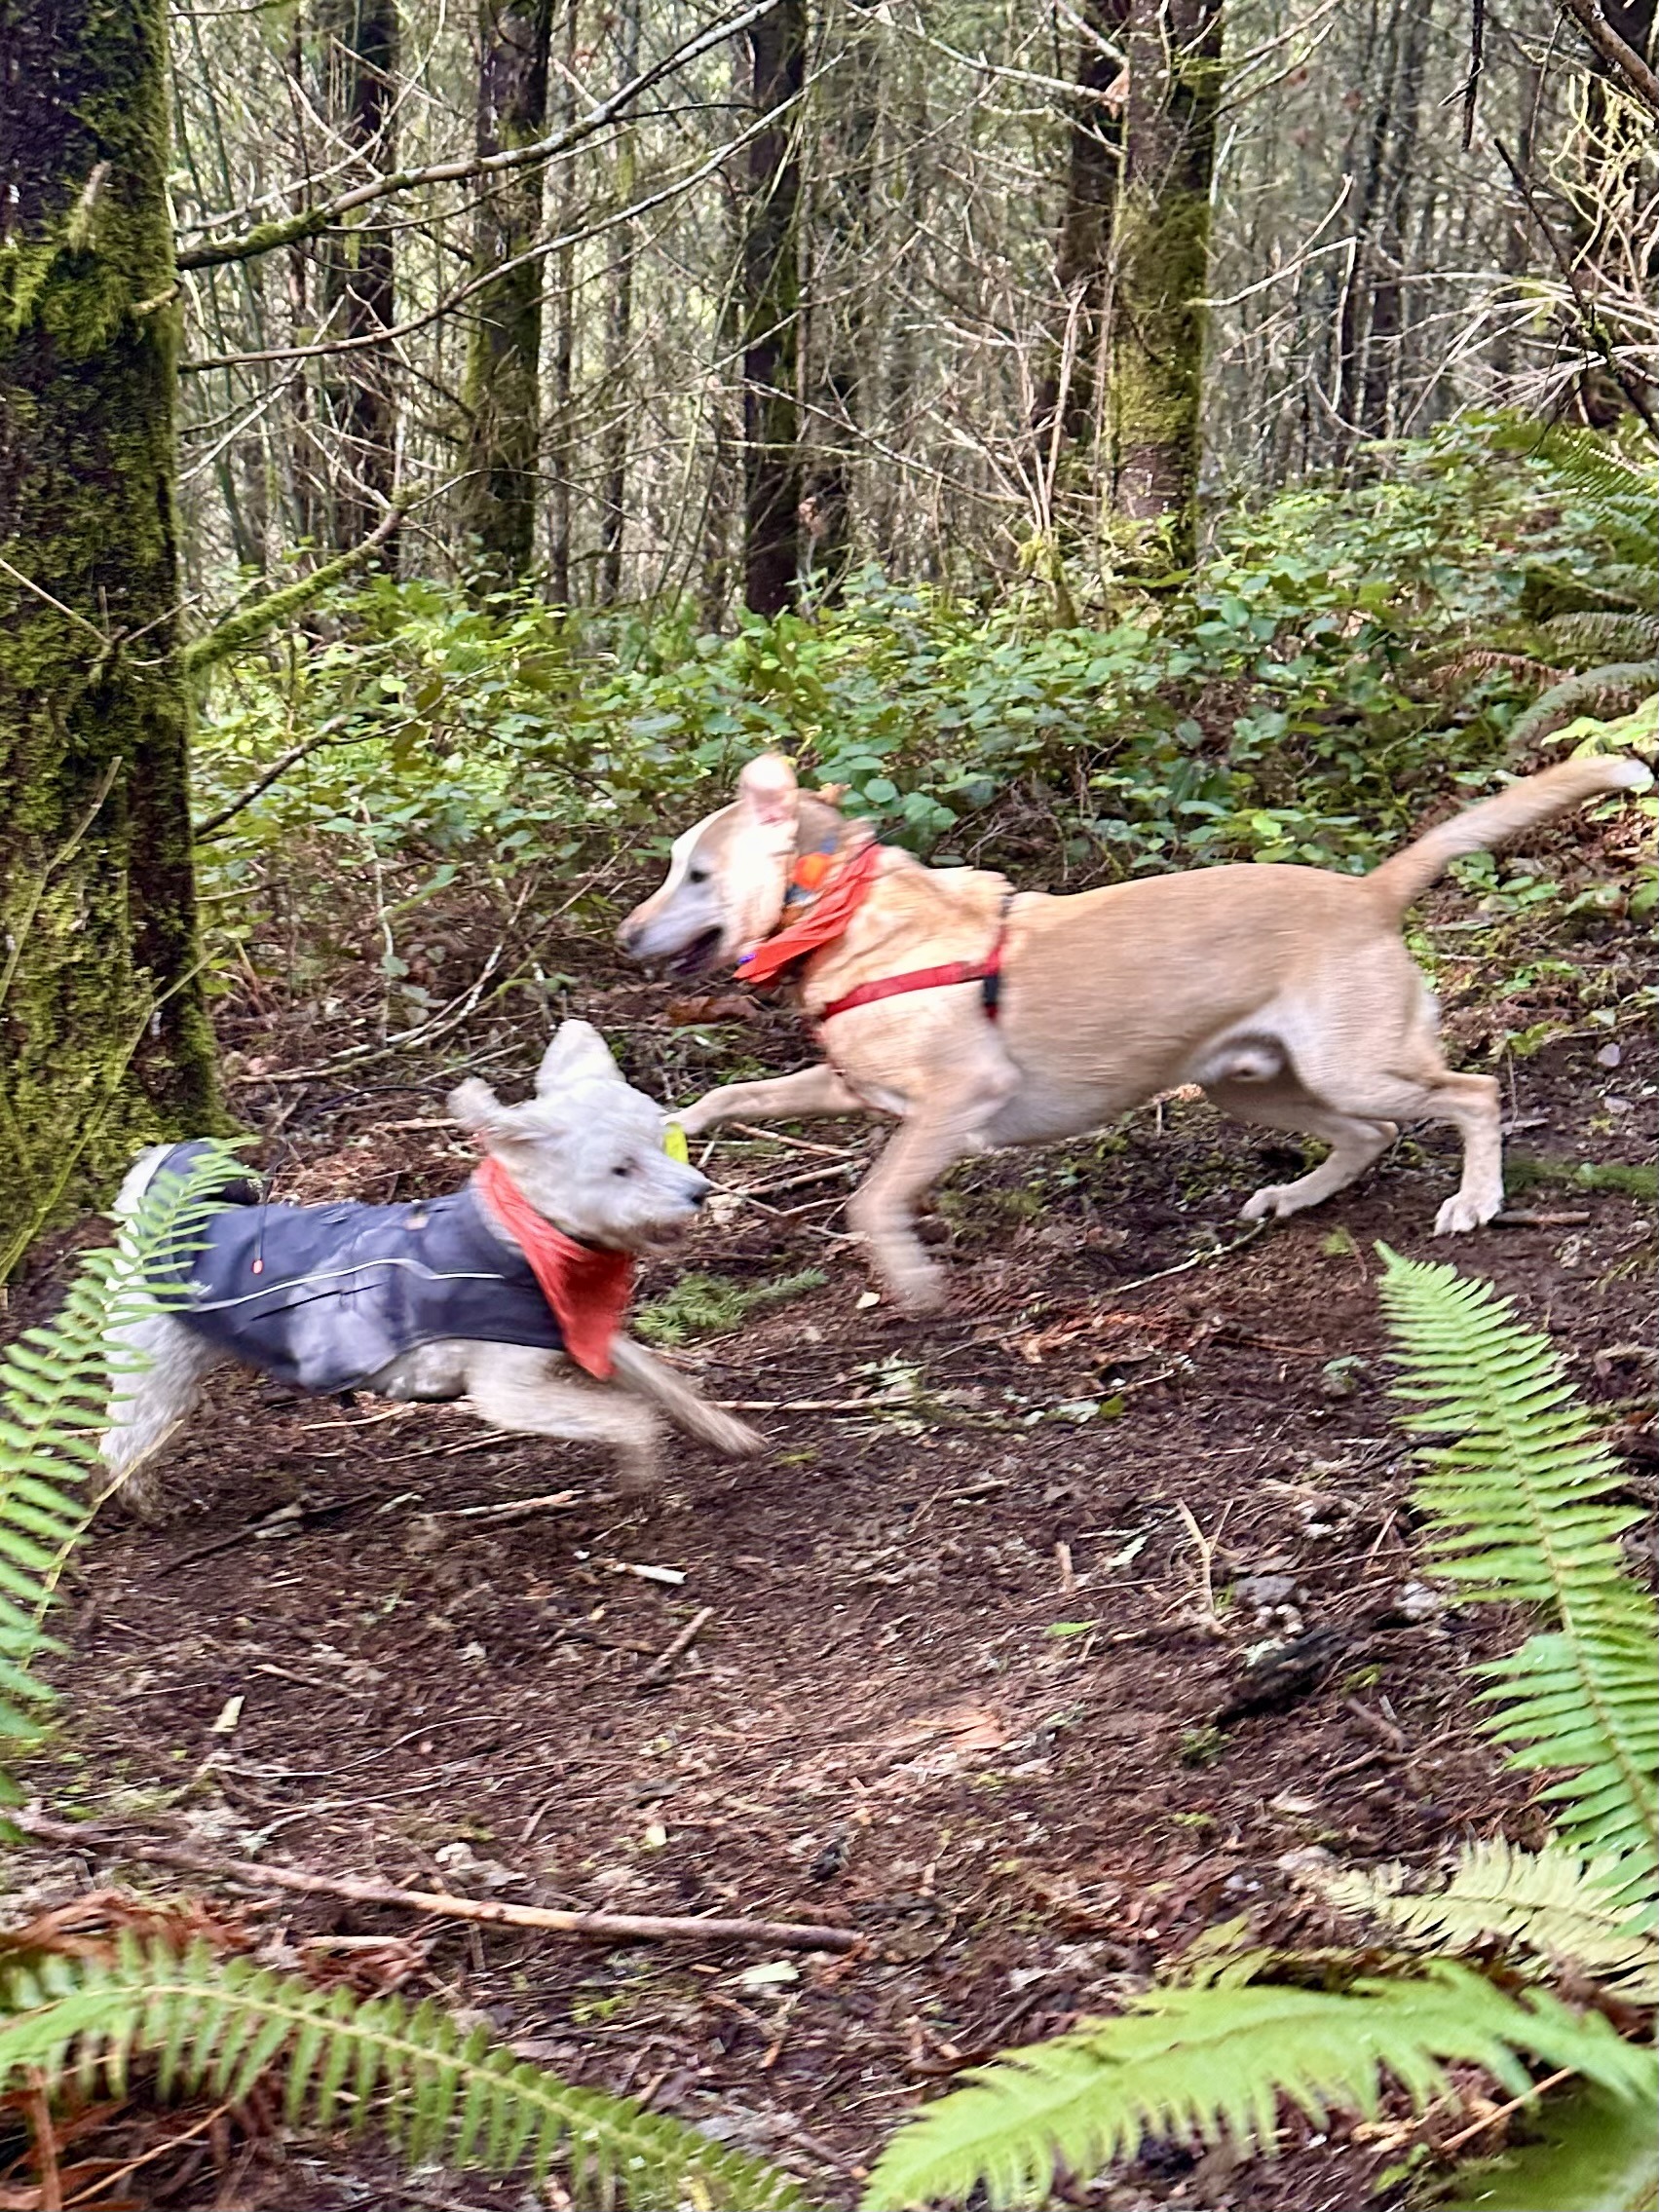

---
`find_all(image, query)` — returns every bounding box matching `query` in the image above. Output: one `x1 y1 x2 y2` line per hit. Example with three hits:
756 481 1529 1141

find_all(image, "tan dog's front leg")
848 1074 1014 1312
678 1061 867 1138
463 1345 664 1493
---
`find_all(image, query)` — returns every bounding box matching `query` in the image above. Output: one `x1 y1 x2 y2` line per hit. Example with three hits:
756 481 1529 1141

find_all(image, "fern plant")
0 1932 808 2208
862 1253 1659 2211
1502 428 1658 758
0 1143 242 1798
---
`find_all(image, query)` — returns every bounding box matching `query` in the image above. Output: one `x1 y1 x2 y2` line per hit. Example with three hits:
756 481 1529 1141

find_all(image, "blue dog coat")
150 1142 565 1396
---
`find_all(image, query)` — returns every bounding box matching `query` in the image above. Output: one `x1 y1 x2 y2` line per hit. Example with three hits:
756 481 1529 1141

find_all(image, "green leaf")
1443 2077 1659 2212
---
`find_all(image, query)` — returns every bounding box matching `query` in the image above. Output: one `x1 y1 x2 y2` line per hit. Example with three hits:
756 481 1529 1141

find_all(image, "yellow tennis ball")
663 1121 690 1164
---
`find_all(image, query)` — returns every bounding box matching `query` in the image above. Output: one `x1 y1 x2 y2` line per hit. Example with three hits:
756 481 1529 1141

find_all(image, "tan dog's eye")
687 865 710 885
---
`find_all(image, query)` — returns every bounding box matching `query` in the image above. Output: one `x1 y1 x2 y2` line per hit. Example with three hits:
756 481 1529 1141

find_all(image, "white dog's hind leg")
462 1344 667 1494
101 1311 227 1521
1207 1079 1398 1222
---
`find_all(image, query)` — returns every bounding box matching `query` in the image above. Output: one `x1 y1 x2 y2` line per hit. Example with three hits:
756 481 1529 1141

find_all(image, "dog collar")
471 1156 633 1378
735 831 883 988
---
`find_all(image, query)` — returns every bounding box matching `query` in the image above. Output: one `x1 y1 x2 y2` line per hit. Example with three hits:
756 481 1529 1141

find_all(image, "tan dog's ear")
449 1077 523 1149
535 1019 621 1096
815 782 849 806
737 752 798 826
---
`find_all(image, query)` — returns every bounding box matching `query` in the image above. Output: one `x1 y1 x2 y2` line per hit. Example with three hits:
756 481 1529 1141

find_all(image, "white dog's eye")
687 865 709 885
612 1163 634 1178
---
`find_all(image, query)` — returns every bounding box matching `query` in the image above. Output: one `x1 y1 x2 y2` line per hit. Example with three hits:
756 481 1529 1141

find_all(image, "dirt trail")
9 889 1654 2210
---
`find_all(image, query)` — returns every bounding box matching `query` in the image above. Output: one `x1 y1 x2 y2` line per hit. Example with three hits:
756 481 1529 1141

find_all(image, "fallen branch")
639 1605 715 1689
11 1811 858 1953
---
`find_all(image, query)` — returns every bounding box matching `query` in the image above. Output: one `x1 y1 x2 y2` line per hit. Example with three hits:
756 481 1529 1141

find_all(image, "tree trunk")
741 0 805 618
319 0 398 559
1108 0 1223 566
460 0 553 588
0 0 217 1266
597 0 641 604
546 0 578 604
802 2 881 600
1033 0 1126 465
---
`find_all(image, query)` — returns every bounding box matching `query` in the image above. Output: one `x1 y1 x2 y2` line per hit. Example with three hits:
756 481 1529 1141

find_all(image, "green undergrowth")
189 416 1650 969
633 1267 826 1346
1507 1155 1658 1202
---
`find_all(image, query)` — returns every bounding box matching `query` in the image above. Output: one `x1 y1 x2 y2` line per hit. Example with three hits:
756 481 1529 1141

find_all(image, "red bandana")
736 836 884 988
472 1156 634 1379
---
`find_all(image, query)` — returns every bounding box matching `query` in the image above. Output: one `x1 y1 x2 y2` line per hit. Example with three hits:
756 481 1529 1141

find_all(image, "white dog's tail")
1367 756 1651 918
607 1335 764 1458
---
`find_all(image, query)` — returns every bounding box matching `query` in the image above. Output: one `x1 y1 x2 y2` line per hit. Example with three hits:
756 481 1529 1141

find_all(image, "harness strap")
818 893 1013 1026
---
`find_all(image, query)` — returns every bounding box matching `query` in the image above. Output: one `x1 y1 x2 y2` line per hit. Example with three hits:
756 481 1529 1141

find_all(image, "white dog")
101 1022 761 1516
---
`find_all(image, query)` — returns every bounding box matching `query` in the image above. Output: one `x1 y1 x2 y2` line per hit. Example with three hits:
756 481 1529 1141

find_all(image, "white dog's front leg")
461 1344 664 1493
678 1062 868 1138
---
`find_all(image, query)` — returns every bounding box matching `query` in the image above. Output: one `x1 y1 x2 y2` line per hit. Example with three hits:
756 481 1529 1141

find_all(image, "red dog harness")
735 831 1010 1027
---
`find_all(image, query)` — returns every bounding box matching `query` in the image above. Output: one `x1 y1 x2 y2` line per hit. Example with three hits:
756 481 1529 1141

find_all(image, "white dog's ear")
737 752 799 827
449 1077 522 1148
535 1019 622 1096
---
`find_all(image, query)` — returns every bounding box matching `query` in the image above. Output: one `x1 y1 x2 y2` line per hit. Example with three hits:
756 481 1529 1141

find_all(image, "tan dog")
621 753 1650 1311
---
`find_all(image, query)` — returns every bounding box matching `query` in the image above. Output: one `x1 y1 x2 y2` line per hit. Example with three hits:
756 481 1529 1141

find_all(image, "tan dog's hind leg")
1208 1079 1397 1222
1254 1046 1504 1236
463 1345 665 1493
678 1061 868 1138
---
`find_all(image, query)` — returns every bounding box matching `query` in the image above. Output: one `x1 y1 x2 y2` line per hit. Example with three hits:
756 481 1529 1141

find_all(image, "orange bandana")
471 1156 634 1379
736 835 884 988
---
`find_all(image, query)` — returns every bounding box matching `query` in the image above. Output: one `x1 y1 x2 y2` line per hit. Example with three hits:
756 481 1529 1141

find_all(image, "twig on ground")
639 1605 715 1688
729 1124 860 1158
442 1489 584 1521
1494 1210 1592 1227
1090 1222 1268 1304
10 1812 859 1952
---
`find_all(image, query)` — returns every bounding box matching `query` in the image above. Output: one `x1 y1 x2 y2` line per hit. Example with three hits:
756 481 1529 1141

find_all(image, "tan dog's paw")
1433 1189 1501 1235
1240 1184 1296 1222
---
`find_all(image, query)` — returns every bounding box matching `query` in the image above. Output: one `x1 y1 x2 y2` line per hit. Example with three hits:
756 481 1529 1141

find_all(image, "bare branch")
176 0 782 271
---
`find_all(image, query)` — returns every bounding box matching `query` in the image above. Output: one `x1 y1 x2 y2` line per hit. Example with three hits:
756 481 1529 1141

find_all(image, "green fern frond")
1543 612 1659 665
1509 429 1659 567
860 1965 1650 2210
0 1144 250 1790
1325 1841 1658 1999
0 1933 809 2209
1508 666 1658 756
1376 1252 1658 1883
1441 2076 1659 2212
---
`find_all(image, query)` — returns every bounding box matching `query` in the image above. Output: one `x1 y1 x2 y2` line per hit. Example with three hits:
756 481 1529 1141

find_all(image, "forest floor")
6 829 1655 2212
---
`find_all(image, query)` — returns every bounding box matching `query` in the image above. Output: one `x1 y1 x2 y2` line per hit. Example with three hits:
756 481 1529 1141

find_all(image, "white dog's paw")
1241 1184 1293 1222
886 1260 949 1315
1433 1189 1500 1235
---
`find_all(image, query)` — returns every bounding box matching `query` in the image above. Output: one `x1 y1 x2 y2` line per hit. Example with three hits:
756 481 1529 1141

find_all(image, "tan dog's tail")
1366 755 1651 917
607 1335 764 1457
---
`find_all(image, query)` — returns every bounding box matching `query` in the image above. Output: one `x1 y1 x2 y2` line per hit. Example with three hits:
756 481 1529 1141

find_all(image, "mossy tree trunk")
741 0 805 618
459 0 554 587
1108 0 1223 568
0 0 217 1267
